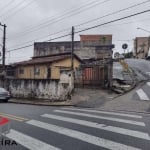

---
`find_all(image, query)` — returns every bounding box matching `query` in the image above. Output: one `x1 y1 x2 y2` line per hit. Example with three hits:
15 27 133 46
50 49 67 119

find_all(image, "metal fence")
75 64 110 88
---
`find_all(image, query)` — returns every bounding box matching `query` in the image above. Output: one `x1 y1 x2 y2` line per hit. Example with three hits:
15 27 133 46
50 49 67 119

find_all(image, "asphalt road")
0 103 150 150
125 59 150 80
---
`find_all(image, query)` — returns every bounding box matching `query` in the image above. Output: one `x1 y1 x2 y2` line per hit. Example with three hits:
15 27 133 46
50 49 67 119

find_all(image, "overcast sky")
0 0 150 64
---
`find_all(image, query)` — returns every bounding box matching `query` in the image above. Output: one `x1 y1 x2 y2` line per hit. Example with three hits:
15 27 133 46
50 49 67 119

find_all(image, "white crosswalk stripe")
5 129 61 150
42 113 150 140
54 110 145 126
3 108 148 150
27 119 141 150
62 107 143 118
136 89 149 101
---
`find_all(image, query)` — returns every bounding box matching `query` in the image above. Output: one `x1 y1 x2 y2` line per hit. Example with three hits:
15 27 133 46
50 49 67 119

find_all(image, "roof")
13 53 83 66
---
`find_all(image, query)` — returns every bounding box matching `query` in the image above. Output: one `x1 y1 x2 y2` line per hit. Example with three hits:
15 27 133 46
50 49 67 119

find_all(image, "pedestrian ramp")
3 108 150 150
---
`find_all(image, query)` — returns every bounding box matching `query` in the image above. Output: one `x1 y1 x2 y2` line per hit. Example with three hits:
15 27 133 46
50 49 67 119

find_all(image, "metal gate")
75 64 109 88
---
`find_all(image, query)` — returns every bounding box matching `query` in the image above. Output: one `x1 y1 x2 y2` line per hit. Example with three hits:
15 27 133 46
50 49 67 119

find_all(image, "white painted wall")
8 73 73 101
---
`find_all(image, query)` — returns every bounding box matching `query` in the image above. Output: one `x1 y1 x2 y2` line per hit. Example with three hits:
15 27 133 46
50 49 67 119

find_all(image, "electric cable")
7 9 150 52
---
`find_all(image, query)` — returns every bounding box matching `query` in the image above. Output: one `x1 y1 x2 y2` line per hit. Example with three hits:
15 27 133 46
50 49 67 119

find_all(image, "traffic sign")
122 44 128 49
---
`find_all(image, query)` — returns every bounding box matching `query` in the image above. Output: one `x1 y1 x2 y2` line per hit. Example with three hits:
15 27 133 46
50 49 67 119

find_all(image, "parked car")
0 87 11 102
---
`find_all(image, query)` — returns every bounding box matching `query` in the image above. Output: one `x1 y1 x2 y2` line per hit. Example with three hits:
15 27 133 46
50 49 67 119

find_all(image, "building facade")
10 34 114 88
33 34 114 61
134 37 150 59
13 53 82 79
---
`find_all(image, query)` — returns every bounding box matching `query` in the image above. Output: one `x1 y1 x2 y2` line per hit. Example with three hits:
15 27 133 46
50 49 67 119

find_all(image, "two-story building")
134 37 150 59
11 34 114 88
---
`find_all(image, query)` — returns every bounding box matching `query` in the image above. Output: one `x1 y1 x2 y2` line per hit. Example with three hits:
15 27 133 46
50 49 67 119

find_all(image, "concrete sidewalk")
8 88 118 107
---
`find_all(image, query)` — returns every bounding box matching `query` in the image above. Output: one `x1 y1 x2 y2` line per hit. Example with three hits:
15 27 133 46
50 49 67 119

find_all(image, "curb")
9 100 74 107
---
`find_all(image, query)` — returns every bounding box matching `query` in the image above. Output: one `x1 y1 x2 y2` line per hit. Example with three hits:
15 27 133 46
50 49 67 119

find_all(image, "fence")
75 64 112 88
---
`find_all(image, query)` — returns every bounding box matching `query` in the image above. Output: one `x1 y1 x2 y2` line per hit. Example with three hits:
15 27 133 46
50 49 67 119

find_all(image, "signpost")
122 43 128 56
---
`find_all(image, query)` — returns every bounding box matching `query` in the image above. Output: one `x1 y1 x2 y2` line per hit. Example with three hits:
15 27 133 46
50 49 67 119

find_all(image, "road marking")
62 108 142 118
5 129 61 150
136 89 149 101
147 82 150 87
42 114 150 140
146 72 150 76
27 120 141 150
0 114 24 122
54 110 145 126
0 112 28 122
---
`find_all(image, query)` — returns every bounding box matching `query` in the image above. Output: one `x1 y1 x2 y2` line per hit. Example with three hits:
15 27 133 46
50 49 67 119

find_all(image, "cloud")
0 0 149 63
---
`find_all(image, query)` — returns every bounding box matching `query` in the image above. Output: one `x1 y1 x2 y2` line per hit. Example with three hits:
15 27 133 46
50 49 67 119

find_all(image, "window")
19 68 24 74
47 68 51 79
60 67 70 74
34 67 40 75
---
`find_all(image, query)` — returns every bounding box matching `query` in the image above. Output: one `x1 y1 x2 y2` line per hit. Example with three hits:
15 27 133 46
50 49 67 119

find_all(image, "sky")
0 0 150 64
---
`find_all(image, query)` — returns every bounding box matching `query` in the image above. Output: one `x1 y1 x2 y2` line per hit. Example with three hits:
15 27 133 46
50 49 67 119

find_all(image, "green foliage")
122 52 133 58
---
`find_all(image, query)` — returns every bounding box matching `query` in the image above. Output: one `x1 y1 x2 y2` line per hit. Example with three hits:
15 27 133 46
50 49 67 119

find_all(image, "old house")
5 52 82 100
33 34 114 88
3 34 114 100
13 52 82 79
34 34 114 61
134 37 150 59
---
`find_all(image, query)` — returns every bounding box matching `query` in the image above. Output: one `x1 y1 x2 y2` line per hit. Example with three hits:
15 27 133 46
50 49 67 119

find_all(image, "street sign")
122 44 128 49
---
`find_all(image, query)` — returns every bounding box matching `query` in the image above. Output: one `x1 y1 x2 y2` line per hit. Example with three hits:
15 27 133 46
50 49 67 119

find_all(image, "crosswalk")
136 82 150 101
2 107 150 150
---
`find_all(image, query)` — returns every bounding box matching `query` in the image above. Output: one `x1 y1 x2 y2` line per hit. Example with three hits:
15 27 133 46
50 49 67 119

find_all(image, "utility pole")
2 24 6 73
0 23 6 88
71 26 74 71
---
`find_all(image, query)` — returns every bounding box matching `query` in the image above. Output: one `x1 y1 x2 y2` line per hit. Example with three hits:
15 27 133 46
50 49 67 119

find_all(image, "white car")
0 87 11 102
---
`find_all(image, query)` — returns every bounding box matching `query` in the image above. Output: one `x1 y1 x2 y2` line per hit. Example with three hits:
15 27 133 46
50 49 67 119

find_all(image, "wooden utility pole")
2 24 6 73
71 26 74 70
0 23 6 88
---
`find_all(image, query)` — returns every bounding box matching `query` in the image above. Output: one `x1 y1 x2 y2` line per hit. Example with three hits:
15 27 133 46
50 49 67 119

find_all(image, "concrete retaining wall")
6 73 74 101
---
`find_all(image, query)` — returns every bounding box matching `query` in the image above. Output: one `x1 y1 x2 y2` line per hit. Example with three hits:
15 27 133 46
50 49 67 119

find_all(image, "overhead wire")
8 0 110 39
75 9 150 34
7 33 71 52
0 0 26 18
7 8 150 52
7 0 150 49
75 0 150 28
2 0 36 21
0 0 15 13
8 27 71 49
8 0 150 42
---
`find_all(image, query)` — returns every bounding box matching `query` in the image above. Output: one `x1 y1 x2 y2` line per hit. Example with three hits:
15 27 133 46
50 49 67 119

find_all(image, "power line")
75 9 150 33
0 0 15 13
8 0 110 39
0 0 26 18
7 33 71 52
75 0 150 28
8 0 150 41
7 0 150 49
2 0 36 21
7 8 150 52
8 27 71 49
